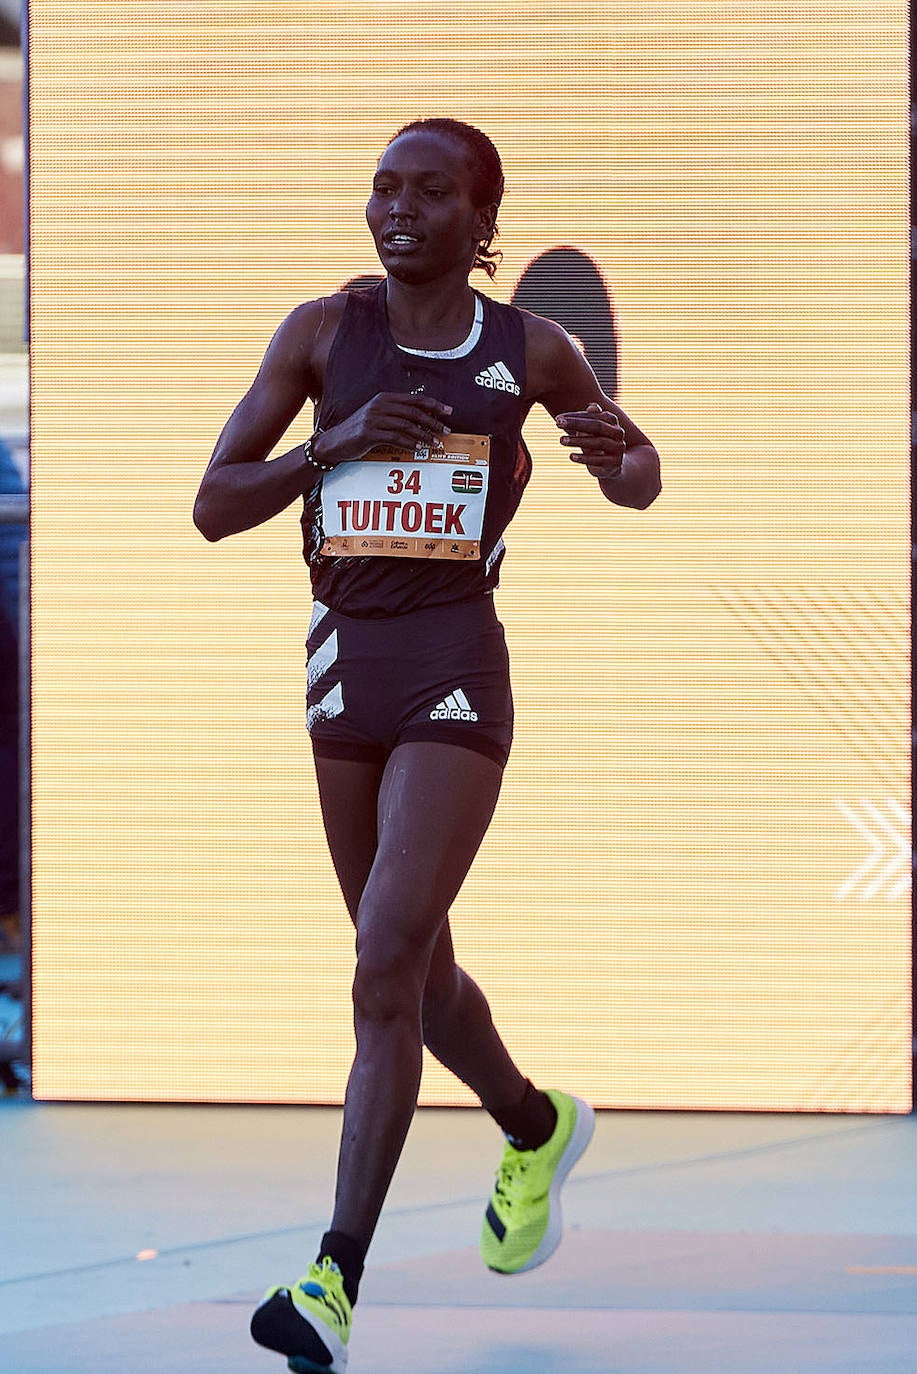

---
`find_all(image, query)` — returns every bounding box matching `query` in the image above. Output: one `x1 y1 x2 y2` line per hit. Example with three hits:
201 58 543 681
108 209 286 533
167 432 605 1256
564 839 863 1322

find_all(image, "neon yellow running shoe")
250 1256 352 1373
481 1088 595 1274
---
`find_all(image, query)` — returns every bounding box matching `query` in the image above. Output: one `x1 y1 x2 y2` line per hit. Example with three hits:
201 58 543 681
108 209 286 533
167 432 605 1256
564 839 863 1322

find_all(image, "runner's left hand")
556 402 626 479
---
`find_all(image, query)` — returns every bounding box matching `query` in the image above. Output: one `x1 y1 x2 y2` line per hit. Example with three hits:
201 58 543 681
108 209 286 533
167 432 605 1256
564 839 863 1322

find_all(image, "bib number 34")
319 433 490 561
387 468 421 495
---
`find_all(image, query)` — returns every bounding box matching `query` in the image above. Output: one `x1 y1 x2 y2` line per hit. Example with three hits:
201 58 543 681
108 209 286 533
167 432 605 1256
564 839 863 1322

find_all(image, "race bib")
319 433 490 561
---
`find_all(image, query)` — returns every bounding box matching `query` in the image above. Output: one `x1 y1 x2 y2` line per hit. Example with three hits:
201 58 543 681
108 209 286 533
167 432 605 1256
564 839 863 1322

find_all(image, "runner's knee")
352 926 431 1026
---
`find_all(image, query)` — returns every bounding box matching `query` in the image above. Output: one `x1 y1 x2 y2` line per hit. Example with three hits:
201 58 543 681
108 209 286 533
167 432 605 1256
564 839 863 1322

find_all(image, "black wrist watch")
303 429 334 473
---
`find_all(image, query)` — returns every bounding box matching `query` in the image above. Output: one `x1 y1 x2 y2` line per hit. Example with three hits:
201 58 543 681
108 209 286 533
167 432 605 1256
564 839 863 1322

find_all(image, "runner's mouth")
382 231 423 252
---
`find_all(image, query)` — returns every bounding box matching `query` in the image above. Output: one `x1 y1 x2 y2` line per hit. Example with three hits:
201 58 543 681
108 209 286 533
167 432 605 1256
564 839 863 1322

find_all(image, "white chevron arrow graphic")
836 798 911 902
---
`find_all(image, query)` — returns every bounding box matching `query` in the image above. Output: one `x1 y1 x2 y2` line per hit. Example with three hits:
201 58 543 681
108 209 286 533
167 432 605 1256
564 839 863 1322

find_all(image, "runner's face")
366 130 494 283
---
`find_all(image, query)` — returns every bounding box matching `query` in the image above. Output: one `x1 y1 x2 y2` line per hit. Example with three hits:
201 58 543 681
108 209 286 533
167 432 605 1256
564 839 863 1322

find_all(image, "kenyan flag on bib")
452 468 484 494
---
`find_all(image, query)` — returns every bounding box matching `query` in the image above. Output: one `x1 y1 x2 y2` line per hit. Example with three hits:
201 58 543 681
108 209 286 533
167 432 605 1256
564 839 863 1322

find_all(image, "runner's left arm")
524 314 661 510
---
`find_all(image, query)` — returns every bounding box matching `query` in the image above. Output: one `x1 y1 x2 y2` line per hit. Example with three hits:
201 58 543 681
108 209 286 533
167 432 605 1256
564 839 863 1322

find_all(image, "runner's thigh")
357 740 503 951
314 755 386 923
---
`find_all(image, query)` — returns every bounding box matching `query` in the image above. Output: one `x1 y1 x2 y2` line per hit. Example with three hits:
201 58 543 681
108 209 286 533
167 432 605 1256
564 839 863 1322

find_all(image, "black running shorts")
306 595 513 768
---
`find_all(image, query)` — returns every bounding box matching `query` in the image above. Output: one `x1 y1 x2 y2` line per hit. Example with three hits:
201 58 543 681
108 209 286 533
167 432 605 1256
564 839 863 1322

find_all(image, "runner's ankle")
489 1079 557 1151
317 1229 366 1307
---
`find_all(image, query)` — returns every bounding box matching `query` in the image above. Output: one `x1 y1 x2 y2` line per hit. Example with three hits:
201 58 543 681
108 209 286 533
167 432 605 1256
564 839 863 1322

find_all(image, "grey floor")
2 1099 917 1373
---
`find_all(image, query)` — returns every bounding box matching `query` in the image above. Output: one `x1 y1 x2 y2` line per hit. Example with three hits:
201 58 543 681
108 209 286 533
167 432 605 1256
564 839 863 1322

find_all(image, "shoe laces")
494 1146 533 1210
299 1256 344 1300
295 1257 351 1330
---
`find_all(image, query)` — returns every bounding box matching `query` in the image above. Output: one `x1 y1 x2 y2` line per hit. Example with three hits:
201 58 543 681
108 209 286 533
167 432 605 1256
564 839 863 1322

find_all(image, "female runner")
194 117 660 1374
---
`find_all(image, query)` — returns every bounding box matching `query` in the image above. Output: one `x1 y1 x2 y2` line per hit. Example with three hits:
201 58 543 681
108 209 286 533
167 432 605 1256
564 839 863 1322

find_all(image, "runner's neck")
384 277 481 358
396 294 483 360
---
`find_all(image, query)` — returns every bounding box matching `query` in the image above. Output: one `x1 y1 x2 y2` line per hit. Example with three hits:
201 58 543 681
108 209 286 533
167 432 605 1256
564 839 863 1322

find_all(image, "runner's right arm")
194 299 455 542
193 303 325 542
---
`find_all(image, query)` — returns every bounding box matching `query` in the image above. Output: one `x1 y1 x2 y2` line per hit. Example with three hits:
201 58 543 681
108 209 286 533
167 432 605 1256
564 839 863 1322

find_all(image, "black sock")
317 1229 365 1308
488 1080 557 1152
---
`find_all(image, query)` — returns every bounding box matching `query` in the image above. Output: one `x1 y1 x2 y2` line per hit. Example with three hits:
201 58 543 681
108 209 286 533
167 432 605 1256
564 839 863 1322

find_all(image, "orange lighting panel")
28 1 910 1109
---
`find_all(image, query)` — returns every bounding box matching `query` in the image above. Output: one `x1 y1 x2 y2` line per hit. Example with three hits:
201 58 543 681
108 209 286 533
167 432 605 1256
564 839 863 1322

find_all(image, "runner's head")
367 119 504 283
392 120 504 278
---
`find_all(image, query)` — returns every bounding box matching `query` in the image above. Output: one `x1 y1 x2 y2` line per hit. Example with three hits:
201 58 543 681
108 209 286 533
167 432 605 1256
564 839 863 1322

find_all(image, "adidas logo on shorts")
474 360 521 395
430 688 479 722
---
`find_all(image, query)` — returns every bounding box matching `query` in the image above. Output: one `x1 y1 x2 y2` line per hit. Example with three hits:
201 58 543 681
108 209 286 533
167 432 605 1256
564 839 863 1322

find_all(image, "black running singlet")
302 282 532 618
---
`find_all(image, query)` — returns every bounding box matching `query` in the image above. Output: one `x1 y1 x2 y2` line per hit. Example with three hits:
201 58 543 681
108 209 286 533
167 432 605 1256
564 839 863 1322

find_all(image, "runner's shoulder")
519 307 577 357
279 292 351 348
517 307 581 397
267 292 352 380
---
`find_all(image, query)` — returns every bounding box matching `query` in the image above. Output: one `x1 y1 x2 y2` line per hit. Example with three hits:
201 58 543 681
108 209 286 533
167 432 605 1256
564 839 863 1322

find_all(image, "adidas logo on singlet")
430 688 479 723
474 360 521 395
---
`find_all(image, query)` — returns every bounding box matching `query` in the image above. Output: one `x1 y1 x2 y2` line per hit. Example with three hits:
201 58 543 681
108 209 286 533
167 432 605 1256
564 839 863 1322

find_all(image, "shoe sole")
499 1093 595 1275
251 1290 348 1374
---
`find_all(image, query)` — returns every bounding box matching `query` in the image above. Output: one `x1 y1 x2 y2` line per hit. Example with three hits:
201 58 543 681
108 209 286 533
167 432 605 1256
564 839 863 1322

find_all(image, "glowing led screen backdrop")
28 2 910 1109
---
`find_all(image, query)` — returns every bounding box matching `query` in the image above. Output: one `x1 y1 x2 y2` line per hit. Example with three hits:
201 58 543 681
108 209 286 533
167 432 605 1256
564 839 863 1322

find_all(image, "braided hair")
390 118 504 278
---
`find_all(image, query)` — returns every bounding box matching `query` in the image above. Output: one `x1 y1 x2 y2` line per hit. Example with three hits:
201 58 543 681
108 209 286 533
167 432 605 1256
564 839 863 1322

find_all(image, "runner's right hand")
312 393 453 466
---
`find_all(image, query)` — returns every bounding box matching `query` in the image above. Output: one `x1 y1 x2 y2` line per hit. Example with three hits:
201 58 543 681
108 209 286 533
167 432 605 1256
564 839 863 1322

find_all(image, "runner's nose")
389 190 418 218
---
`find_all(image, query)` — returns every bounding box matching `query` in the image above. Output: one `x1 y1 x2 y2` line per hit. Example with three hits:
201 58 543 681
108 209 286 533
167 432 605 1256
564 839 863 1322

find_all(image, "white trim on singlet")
396 293 483 360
